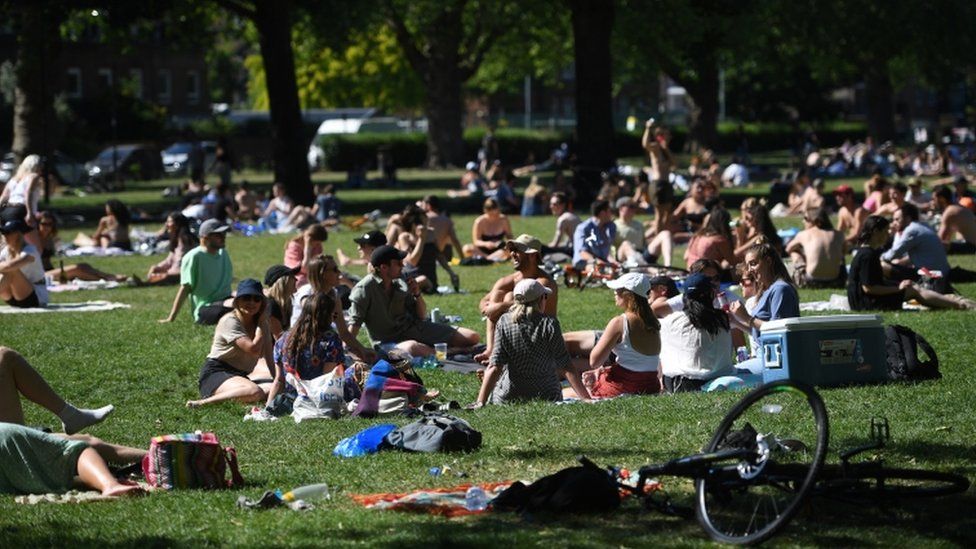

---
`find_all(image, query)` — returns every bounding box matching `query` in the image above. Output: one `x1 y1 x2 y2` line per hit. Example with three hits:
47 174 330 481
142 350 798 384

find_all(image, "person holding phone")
186 279 279 408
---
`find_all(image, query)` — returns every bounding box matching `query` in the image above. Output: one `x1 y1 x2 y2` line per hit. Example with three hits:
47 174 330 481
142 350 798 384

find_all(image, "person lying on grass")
187 279 281 408
470 279 590 408
0 347 143 497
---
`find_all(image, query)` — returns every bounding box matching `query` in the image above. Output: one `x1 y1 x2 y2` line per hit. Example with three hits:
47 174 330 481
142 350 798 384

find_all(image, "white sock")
59 403 115 435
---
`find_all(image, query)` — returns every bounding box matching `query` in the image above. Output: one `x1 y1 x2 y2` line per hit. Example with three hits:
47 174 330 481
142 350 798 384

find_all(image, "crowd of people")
2 127 976 497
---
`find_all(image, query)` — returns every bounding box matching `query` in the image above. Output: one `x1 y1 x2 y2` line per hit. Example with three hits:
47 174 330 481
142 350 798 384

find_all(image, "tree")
618 0 759 150
7 1 64 166
385 0 515 168
215 0 312 204
567 0 616 202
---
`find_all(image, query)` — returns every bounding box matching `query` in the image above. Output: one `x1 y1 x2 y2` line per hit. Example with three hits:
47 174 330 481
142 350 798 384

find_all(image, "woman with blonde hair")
0 154 42 228
471 279 590 407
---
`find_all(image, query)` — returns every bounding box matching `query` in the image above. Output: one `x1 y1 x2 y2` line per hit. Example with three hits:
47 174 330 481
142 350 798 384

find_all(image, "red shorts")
590 363 661 398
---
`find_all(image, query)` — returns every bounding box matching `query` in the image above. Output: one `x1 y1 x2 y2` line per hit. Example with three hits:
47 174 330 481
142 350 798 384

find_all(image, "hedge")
320 123 867 170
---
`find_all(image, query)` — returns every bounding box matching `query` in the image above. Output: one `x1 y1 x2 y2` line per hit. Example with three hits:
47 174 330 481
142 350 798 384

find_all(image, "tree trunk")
568 0 616 204
254 0 313 205
423 69 464 168
11 3 62 166
685 62 720 152
864 65 896 143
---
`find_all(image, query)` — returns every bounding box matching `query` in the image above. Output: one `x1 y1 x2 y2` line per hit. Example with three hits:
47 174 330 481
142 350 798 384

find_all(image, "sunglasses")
237 294 263 303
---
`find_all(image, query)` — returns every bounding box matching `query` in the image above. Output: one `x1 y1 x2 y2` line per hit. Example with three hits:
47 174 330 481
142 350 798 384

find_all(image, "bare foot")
103 482 146 497
422 389 441 401
186 400 204 408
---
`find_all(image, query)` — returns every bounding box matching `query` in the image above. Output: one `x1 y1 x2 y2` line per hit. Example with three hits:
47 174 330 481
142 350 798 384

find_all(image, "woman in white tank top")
565 273 662 398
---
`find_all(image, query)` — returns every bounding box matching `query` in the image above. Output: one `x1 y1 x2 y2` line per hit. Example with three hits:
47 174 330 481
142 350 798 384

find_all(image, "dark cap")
370 244 406 267
264 264 299 286
832 184 854 196
683 272 712 294
354 230 387 248
234 278 264 299
648 275 680 298
0 220 31 234
199 218 230 237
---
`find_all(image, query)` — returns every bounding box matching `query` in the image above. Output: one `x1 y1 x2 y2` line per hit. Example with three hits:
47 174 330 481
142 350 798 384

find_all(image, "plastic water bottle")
464 486 489 511
280 483 330 502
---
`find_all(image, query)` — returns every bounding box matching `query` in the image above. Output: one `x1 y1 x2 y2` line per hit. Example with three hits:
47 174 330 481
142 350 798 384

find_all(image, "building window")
66 68 82 98
127 69 143 99
157 69 171 103
97 68 112 92
186 70 200 105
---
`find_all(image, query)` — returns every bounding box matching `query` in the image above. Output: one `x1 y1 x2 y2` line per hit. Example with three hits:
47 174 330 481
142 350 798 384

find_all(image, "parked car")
161 141 216 176
86 144 163 187
0 151 88 187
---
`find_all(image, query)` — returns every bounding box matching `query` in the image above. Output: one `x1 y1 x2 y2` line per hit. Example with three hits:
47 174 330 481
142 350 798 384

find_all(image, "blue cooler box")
760 315 888 387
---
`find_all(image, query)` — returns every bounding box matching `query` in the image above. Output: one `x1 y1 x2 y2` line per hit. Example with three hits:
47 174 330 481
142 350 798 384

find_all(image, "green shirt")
0 423 89 494
348 273 419 343
180 246 233 321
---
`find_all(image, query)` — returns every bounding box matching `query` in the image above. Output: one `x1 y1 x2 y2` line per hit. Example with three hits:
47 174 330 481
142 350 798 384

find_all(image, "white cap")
605 272 651 297
465 161 478 171
513 278 551 304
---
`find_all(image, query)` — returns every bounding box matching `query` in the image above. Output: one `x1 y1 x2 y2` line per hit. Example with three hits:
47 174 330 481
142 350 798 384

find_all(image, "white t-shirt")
0 243 48 305
659 312 733 379
722 163 749 187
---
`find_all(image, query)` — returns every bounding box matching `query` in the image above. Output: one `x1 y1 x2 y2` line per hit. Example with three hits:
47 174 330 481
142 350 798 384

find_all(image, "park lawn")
1 192 975 547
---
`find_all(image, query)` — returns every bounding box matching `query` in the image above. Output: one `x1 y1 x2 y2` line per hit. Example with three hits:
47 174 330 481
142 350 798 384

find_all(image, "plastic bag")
333 424 397 458
291 367 345 423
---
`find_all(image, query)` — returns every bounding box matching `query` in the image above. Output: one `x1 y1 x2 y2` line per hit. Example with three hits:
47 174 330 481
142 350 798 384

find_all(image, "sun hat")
234 278 263 300
513 278 551 303
605 272 651 297
505 234 542 254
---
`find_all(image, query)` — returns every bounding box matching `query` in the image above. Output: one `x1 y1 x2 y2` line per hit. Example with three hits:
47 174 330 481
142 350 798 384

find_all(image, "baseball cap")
234 278 264 299
264 264 300 287
605 272 651 297
0 219 31 234
354 230 387 247
615 196 634 210
465 161 478 171
683 272 712 294
832 184 854 196
199 218 230 237
370 244 406 267
513 278 551 303
648 275 680 298
505 234 541 254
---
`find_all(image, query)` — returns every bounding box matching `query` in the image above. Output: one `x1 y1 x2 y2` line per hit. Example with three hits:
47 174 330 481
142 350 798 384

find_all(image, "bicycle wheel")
819 466 970 500
696 380 829 545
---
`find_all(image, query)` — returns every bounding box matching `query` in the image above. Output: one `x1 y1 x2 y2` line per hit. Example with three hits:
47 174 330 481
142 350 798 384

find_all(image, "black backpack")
885 324 941 381
492 459 620 514
384 412 482 453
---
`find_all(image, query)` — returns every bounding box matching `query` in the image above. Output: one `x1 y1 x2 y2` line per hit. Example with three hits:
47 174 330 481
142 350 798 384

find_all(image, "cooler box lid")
762 314 882 333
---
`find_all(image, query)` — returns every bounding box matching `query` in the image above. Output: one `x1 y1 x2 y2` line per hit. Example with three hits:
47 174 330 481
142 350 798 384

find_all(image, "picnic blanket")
0 301 130 314
440 359 483 374
15 482 154 504
799 294 927 312
350 482 512 517
47 280 123 293
61 246 134 258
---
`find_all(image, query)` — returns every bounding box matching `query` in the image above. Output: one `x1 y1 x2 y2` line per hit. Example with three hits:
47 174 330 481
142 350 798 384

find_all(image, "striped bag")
142 432 244 489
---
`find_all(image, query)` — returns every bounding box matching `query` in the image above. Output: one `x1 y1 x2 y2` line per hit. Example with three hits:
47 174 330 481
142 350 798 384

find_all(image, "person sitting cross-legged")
348 245 479 357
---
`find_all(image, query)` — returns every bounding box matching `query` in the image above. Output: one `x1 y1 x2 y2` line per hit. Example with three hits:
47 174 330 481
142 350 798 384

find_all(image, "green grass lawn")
2 181 976 547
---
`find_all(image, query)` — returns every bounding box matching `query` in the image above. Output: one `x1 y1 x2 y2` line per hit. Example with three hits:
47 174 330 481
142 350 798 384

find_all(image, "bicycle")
590 380 969 545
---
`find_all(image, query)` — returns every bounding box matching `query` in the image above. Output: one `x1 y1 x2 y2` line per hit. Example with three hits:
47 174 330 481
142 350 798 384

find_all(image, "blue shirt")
880 221 950 274
572 218 616 268
752 279 800 340
315 194 341 222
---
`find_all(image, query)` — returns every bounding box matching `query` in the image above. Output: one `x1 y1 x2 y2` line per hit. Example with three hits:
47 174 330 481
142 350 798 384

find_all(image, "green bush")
318 122 869 170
